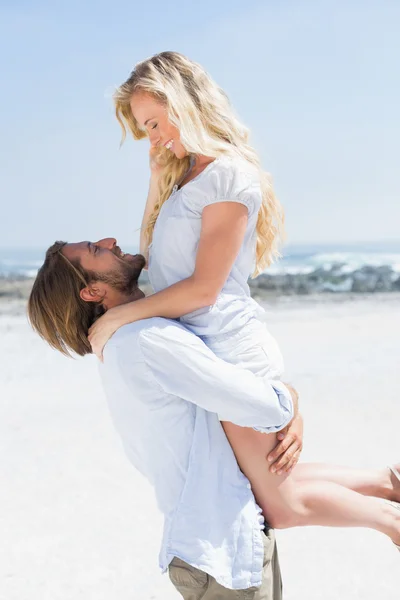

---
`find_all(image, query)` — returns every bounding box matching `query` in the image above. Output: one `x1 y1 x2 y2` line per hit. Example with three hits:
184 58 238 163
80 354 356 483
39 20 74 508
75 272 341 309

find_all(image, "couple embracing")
28 52 400 599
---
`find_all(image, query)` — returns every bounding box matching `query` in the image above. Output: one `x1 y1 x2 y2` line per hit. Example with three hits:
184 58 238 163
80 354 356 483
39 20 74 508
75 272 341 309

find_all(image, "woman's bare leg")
222 423 400 545
260 475 400 542
290 463 400 501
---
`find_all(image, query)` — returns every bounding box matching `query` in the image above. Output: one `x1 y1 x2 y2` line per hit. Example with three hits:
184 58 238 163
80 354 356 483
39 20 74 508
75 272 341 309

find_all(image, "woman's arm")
140 149 162 261
89 202 248 357
136 201 248 315
140 175 159 260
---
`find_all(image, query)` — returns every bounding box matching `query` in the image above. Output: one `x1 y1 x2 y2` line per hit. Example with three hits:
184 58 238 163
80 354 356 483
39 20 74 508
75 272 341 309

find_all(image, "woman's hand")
139 147 163 263
149 146 164 178
88 304 134 360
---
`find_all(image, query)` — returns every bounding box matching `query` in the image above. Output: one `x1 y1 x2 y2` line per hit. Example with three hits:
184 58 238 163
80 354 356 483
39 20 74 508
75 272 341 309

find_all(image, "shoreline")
2 279 400 321
2 274 400 302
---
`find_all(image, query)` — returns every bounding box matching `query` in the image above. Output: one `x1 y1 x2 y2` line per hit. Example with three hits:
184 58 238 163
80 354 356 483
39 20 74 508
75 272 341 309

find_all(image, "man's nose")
96 238 117 249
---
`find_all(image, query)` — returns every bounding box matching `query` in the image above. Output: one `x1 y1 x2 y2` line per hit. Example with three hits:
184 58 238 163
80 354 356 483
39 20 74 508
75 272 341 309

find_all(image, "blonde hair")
113 51 285 276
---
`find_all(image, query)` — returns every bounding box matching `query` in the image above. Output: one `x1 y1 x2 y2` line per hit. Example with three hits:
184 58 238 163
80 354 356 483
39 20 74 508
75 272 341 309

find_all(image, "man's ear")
80 284 105 303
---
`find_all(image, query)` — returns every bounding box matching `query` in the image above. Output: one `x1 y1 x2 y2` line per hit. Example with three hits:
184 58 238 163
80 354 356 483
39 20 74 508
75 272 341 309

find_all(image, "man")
28 237 301 600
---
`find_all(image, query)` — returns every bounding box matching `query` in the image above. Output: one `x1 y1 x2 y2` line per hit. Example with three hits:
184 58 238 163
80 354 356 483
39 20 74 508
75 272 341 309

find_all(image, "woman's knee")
262 482 311 529
264 502 306 529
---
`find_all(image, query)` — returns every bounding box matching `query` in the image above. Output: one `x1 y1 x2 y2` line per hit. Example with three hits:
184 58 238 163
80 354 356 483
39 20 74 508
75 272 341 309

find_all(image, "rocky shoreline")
2 262 399 302
250 263 400 295
0 276 35 300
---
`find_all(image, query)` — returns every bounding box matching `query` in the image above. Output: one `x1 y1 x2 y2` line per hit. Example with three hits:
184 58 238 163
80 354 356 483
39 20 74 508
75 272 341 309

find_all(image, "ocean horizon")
1 240 400 279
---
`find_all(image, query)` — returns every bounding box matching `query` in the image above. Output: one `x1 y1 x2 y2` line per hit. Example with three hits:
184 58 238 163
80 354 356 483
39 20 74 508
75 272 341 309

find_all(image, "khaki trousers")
168 529 282 600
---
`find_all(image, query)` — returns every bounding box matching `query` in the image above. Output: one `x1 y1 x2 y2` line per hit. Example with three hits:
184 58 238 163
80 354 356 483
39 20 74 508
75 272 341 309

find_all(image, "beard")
88 254 146 295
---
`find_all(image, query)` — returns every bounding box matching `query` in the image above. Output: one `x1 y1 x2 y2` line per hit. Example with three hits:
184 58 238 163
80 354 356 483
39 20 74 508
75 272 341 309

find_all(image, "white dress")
148 154 284 378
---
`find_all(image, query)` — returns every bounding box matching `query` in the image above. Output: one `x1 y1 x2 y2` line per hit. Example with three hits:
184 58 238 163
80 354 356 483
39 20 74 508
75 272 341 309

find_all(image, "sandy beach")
0 294 399 600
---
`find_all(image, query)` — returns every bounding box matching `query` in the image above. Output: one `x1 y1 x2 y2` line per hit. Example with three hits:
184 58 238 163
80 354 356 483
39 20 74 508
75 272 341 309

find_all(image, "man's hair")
27 241 105 357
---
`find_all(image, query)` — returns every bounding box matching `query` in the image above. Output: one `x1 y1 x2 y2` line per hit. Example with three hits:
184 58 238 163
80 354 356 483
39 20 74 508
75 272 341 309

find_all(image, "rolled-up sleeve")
138 322 293 433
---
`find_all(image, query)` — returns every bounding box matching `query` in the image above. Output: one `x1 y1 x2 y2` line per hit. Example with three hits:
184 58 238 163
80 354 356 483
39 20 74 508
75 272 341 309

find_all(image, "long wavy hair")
113 51 285 276
27 242 105 357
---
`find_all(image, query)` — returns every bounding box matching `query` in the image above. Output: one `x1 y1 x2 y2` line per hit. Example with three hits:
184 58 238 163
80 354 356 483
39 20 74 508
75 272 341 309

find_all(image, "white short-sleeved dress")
148 154 284 379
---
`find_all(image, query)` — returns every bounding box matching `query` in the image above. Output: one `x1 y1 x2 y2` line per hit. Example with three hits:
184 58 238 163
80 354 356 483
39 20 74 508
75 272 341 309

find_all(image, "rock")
351 265 394 293
392 276 400 291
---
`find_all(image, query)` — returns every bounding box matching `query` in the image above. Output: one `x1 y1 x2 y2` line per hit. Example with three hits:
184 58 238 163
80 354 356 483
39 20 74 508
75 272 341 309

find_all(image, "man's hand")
267 412 304 475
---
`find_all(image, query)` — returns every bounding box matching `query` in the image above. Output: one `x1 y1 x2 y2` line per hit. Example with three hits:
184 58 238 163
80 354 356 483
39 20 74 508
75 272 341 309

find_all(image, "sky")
0 0 399 249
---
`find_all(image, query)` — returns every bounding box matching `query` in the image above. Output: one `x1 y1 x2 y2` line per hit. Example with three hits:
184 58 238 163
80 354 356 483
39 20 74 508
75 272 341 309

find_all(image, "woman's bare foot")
388 465 400 503
388 500 400 548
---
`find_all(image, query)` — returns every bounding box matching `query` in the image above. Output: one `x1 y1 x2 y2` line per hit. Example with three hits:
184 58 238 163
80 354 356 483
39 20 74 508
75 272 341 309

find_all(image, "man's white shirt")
100 317 293 590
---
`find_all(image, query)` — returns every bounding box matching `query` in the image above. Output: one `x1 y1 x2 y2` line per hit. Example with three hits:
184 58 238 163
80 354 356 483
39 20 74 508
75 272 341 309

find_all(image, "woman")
89 51 400 549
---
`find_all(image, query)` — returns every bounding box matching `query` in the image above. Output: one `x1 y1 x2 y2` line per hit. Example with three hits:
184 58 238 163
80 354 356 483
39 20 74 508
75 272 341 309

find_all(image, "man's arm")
283 383 299 418
136 322 294 433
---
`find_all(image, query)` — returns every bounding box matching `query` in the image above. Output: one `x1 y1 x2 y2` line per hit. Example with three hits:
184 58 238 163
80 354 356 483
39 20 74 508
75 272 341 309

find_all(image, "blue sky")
0 0 399 248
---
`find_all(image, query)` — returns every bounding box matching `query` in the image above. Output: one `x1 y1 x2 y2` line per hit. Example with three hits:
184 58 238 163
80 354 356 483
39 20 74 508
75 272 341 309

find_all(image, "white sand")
0 295 399 600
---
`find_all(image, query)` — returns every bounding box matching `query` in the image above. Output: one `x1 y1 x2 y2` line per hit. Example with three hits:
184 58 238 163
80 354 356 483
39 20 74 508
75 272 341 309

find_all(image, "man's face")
63 238 146 298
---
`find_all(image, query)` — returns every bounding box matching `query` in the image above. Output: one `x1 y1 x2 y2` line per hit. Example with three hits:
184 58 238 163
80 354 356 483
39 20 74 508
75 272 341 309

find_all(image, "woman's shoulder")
201 154 261 198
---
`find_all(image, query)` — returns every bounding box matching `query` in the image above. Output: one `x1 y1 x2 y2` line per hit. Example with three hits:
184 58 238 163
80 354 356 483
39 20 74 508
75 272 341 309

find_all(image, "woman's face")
131 92 187 159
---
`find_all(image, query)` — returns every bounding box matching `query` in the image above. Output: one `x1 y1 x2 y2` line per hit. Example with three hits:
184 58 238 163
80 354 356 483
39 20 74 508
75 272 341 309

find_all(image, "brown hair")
27 241 105 357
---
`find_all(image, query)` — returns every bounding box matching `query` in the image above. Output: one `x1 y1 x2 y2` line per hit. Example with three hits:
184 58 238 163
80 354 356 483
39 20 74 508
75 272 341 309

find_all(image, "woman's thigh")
203 321 288 519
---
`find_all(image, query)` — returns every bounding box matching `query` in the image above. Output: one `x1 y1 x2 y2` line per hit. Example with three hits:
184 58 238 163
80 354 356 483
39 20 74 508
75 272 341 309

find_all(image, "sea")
1 241 399 279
